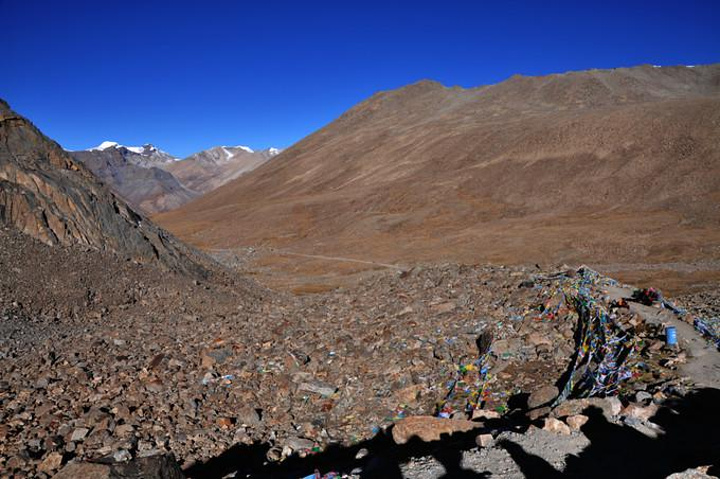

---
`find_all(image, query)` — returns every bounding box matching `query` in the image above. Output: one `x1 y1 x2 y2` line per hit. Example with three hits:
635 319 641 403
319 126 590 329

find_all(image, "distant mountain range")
166 145 280 195
70 141 281 214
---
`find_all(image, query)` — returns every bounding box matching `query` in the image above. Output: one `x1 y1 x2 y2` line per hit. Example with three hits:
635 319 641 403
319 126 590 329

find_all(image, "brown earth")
156 64 720 294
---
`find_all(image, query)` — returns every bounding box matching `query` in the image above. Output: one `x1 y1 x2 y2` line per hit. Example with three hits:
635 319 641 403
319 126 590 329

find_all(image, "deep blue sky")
4 0 720 157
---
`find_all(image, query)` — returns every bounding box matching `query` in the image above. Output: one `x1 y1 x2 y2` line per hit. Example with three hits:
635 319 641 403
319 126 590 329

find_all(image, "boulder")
70 427 90 442
53 454 184 479
476 433 495 448
621 402 659 422
298 380 337 397
53 462 112 479
38 452 64 475
527 406 552 421
543 417 571 435
471 409 500 421
566 414 589 431
528 385 559 409
666 468 716 479
551 397 622 420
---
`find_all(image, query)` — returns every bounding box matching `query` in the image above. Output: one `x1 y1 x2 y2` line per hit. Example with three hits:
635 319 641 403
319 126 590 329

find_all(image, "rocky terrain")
72 143 281 214
2 222 719 477
0 100 207 276
157 64 720 293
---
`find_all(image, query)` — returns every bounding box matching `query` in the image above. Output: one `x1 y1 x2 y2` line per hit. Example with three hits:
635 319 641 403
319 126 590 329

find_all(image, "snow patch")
90 141 143 154
92 141 119 151
222 147 235 159
268 147 281 156
88 141 177 161
236 145 254 153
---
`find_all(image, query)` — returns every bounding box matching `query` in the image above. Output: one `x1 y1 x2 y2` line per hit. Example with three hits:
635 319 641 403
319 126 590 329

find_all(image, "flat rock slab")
392 416 484 445
53 455 184 479
53 463 112 479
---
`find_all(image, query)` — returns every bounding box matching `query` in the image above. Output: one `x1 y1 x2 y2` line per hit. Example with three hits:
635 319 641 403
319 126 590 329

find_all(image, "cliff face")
0 99 208 276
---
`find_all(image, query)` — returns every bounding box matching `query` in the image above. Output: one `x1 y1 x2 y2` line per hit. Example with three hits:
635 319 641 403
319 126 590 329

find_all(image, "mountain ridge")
164 145 281 195
156 63 720 290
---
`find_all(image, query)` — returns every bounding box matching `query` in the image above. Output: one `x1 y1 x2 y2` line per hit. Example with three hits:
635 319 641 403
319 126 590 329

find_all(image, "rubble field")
1 228 719 478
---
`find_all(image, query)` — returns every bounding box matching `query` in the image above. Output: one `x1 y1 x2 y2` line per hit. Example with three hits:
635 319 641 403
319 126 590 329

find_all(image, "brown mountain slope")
0 99 209 276
156 65 720 289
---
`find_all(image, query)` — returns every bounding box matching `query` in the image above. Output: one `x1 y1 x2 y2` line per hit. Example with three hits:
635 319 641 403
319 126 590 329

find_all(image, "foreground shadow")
186 388 720 478
184 418 512 478
500 387 720 479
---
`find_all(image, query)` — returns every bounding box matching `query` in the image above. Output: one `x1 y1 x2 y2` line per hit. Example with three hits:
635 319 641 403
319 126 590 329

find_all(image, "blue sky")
4 0 720 157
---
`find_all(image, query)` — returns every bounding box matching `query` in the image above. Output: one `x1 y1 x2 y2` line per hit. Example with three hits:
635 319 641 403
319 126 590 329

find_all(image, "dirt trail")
605 285 720 389
206 247 406 270
267 249 406 270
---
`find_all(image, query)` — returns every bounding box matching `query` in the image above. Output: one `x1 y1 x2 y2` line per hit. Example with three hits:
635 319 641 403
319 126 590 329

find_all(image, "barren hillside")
2 76 719 478
156 64 720 291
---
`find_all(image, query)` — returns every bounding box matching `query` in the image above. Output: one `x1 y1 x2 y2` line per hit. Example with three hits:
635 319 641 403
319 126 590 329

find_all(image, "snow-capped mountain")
87 141 180 167
164 146 283 194
71 141 283 214
180 145 279 165
71 143 195 214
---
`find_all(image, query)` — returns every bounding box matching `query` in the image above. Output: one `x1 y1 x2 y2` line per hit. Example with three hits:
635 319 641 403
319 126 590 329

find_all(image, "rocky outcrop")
391 416 484 444
0 99 208 276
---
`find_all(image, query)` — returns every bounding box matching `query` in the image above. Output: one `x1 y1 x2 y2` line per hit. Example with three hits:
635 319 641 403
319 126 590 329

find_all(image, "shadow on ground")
185 388 720 478
501 387 720 479
184 424 502 479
